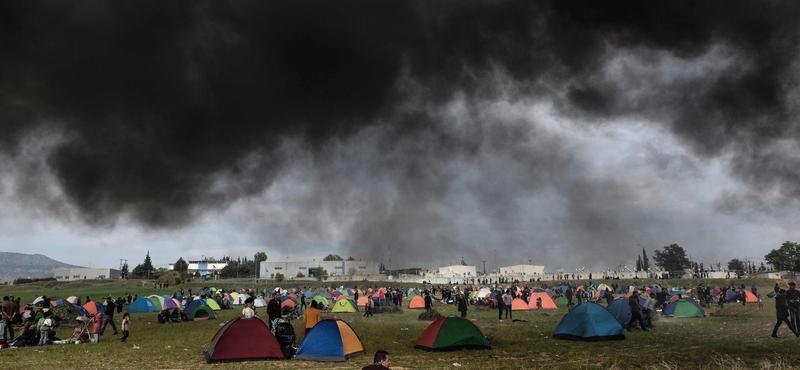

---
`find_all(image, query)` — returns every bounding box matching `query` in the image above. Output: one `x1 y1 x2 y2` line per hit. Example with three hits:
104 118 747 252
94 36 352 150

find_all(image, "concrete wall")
438 265 477 277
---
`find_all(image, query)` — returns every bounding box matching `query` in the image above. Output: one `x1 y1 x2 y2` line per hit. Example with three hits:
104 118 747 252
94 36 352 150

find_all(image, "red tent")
204 317 284 363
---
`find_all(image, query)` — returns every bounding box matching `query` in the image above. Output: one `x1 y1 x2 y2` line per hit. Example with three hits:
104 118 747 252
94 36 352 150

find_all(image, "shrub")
418 309 442 321
373 304 403 314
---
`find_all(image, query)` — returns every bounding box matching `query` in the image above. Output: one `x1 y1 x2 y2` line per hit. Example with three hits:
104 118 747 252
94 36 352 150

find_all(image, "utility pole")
481 261 486 275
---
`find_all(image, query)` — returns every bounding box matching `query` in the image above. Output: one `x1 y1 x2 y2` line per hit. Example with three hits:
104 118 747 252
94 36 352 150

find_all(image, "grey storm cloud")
1 1 799 268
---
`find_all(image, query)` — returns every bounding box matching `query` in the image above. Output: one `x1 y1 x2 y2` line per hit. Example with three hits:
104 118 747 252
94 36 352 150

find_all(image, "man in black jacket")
787 282 799 331
625 292 648 331
101 297 118 335
267 291 282 331
773 289 799 338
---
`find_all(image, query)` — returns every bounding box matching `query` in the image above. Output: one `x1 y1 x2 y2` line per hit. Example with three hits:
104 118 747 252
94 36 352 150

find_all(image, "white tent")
477 288 492 298
32 296 44 305
66 296 79 304
147 295 166 310
254 297 267 307
232 294 249 305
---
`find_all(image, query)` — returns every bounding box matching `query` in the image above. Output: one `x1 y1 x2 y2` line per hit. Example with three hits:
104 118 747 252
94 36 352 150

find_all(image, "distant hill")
0 252 83 283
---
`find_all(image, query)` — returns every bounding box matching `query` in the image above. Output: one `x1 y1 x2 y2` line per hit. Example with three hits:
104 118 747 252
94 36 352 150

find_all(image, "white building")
499 264 546 277
753 271 782 279
54 268 120 281
438 265 477 277
260 260 379 279
169 260 230 277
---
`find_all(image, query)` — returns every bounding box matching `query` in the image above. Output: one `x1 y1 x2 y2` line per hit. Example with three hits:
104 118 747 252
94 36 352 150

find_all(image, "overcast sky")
1 1 799 273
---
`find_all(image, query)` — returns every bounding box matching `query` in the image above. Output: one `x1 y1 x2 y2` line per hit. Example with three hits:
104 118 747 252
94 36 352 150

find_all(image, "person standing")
91 313 103 343
565 288 573 307
120 313 130 342
772 289 799 338
300 294 306 315
364 295 374 317
1 296 14 341
303 301 321 336
101 297 118 335
458 294 468 318
642 292 655 328
424 292 432 313
503 292 513 320
497 295 505 321
758 294 764 311
267 291 282 331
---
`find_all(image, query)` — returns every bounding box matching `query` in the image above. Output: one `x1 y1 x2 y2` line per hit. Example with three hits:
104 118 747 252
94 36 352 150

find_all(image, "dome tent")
296 318 364 362
553 303 625 341
662 298 706 318
415 316 490 351
331 299 357 313
204 317 283 363
128 297 158 313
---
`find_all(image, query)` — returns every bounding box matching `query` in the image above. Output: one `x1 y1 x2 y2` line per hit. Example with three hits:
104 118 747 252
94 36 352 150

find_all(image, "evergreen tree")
141 251 154 277
174 257 188 273
642 248 650 270
636 255 642 271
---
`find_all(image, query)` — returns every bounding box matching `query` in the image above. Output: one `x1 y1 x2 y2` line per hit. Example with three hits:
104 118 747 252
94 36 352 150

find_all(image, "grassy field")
1 279 798 370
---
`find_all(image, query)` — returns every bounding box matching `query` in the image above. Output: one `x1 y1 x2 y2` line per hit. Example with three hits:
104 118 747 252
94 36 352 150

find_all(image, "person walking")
101 297 118 335
120 313 130 342
788 282 800 331
625 293 648 331
772 289 799 338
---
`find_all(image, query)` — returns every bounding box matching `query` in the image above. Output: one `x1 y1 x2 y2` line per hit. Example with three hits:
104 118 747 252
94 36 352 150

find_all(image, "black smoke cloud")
1 1 799 266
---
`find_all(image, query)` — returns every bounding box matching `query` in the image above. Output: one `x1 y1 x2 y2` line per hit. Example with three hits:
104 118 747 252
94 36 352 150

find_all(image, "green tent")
313 295 329 308
415 316 490 351
662 298 706 318
331 299 357 313
204 298 221 310
188 305 217 321
406 292 418 301
557 296 568 305
767 291 777 298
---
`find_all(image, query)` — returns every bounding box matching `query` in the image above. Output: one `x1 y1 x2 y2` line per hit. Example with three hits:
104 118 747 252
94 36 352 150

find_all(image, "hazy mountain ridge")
0 252 82 283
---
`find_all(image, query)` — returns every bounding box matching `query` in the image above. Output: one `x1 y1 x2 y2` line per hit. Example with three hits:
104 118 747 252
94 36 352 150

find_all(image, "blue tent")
553 303 625 341
606 297 649 327
128 297 158 313
183 299 208 315
296 318 364 361
75 305 89 316
304 291 313 298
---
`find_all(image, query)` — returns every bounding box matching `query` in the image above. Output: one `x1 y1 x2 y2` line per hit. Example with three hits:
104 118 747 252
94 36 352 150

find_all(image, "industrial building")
169 260 229 277
260 260 379 279
54 268 120 281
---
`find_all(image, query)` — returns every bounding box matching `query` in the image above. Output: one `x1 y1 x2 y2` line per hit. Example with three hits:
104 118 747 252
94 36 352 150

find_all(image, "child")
758 294 764 311
121 313 130 342
36 311 53 346
91 313 103 343
536 297 543 310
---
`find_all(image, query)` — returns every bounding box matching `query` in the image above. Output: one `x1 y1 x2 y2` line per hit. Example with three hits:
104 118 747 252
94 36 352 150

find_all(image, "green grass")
1 279 798 369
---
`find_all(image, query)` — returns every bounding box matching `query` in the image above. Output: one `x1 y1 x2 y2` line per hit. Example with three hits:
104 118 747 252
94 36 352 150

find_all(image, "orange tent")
408 295 425 309
511 298 530 311
357 297 368 306
515 291 522 297
668 294 680 303
528 292 557 310
83 301 104 316
742 290 758 303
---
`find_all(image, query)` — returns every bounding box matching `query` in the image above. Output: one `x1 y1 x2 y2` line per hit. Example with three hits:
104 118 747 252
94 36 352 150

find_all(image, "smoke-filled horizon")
1 1 800 272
